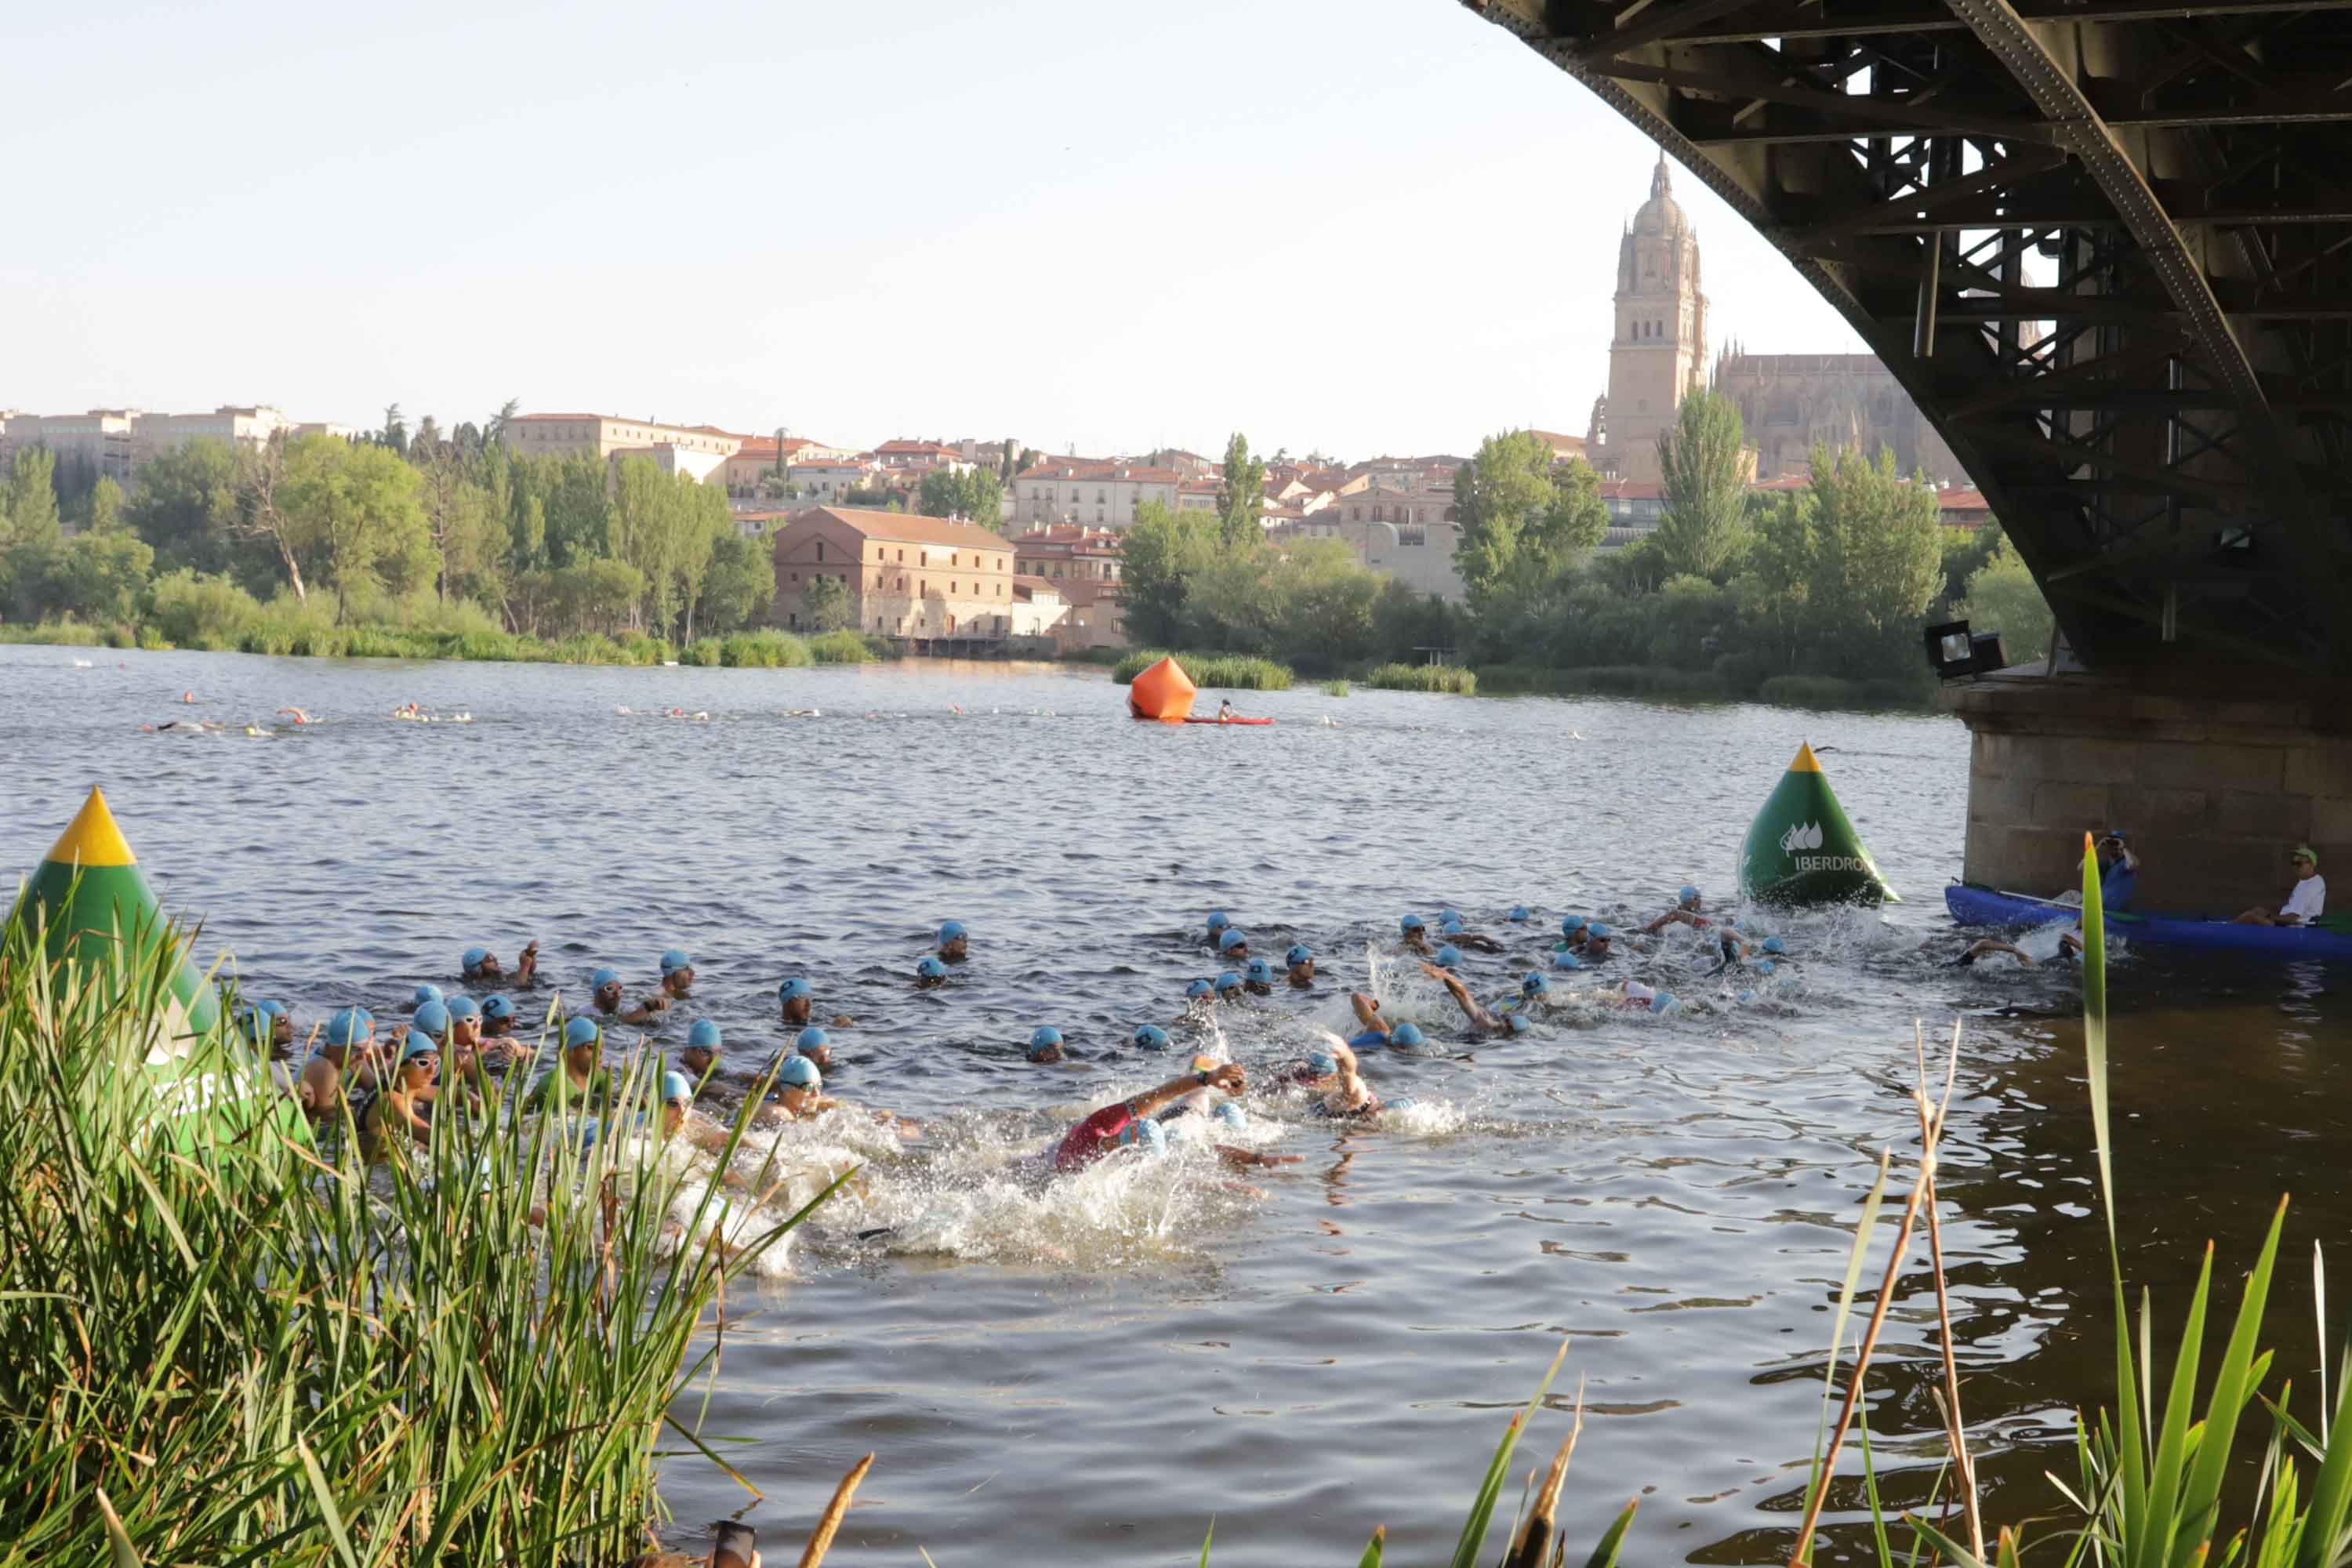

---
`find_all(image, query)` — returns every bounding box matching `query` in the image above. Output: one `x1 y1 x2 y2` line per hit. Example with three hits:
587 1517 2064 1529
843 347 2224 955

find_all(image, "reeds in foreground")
0 898 829 1566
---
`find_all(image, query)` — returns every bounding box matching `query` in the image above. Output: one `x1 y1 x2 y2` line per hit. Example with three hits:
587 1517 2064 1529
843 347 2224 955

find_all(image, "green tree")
381 404 408 457
669 480 732 641
1802 442 1945 655
1216 433 1266 552
281 435 427 622
1960 537 2053 665
696 532 775 634
127 438 249 580
83 477 125 536
5 448 63 549
800 572 851 631
1118 499 1218 646
1653 390 1749 579
917 466 1003 524
1450 430 1555 610
40 531 154 623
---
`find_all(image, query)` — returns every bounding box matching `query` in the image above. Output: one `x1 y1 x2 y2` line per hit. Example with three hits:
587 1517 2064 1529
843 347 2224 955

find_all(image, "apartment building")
769 506 1018 644
1011 459 1181 529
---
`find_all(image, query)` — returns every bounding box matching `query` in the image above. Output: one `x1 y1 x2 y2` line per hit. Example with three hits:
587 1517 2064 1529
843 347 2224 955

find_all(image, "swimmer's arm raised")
1347 993 1388 1036
1128 1063 1244 1120
1421 964 1497 1028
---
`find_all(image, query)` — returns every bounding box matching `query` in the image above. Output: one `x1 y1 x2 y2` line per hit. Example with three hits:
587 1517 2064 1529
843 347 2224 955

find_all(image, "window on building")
815 541 825 562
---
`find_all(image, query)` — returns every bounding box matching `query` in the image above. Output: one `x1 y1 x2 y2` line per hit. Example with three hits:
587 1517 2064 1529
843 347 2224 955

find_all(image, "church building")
1586 154 1961 487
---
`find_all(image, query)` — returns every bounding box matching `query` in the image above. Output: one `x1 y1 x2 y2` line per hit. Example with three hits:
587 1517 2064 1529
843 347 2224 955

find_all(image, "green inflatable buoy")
10 786 296 1151
1739 742 1900 907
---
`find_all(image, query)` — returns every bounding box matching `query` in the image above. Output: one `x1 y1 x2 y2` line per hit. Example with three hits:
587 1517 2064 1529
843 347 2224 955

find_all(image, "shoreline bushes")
1366 662 1475 695
1110 648 1294 689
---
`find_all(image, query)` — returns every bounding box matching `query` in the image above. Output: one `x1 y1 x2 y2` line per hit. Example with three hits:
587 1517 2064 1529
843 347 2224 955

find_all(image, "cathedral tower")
1601 152 1708 482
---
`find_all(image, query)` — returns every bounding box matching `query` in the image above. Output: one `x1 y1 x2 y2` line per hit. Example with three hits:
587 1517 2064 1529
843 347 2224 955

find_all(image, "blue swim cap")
1506 1013 1533 1035
1650 990 1679 1014
1214 1101 1246 1129
401 1035 440 1065
1246 958 1276 984
1509 906 1530 922
778 1055 820 1090
1754 959 1777 977
325 1007 371 1047
1186 978 1214 1000
1029 1025 1062 1050
796 1026 829 1053
1522 972 1550 996
778 978 812 1001
661 1069 692 1103
1306 1051 1338 1076
235 1004 275 1044
590 967 619 990
1390 1022 1426 1049
249 997 286 1019
1762 935 1786 955
1554 950 1584 970
938 920 967 943
1218 928 1248 953
1385 1095 1417 1112
1285 944 1312 967
1679 885 1700 903
444 995 481 1021
412 983 443 1010
481 994 516 1021
1132 1025 1171 1051
1435 945 1463 969
1214 971 1243 995
462 946 490 974
1561 915 1588 936
1588 923 1612 939
659 948 691 975
1401 914 1425 934
1207 910 1231 934
916 956 947 980
1115 1116 1167 1156
688 1018 722 1050
563 1017 601 1051
1439 907 1462 924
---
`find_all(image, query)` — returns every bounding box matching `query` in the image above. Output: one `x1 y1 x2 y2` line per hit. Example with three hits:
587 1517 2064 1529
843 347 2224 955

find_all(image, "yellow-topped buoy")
1739 743 1900 906
46 784 139 867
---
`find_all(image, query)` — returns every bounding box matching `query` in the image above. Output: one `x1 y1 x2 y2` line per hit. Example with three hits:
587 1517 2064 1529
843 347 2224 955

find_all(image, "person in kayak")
2236 846 2326 927
1217 699 1239 722
2058 830 2139 909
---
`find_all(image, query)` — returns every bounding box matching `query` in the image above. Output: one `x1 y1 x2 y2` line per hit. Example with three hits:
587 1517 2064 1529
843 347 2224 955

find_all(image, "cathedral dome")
1631 152 1686 236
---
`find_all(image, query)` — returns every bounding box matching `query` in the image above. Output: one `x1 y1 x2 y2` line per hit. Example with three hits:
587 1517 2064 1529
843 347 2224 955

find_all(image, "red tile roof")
775 506 1014 553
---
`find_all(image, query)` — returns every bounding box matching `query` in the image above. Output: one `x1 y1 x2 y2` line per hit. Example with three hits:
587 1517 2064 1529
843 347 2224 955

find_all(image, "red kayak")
1182 716 1275 726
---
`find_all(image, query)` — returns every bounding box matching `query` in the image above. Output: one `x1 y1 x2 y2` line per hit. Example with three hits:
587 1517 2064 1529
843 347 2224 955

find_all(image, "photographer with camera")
2056 828 2139 910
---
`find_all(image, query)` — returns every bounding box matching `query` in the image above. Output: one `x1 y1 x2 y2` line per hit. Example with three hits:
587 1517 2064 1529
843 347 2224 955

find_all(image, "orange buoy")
1127 656 1196 722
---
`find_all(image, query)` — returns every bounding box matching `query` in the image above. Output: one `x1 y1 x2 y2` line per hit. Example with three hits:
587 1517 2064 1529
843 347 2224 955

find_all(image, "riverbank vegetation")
0 902 825 1565
1110 648 1294 689
1367 662 1476 695
0 405 785 658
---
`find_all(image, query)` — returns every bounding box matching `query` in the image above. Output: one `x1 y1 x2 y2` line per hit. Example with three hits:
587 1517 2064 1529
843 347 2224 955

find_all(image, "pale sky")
5 0 1866 459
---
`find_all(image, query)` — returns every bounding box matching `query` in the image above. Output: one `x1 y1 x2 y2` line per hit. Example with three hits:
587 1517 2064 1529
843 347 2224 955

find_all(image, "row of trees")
0 403 779 644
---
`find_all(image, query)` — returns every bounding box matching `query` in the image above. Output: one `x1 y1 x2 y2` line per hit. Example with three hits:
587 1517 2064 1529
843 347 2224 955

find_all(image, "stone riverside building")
768 506 1017 648
1588 155 1960 486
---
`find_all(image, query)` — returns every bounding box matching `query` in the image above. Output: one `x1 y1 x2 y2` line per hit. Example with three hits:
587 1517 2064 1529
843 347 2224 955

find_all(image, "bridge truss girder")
1463 0 2352 672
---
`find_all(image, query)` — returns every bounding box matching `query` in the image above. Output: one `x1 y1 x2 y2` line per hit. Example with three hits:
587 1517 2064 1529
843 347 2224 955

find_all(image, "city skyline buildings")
7 0 1871 461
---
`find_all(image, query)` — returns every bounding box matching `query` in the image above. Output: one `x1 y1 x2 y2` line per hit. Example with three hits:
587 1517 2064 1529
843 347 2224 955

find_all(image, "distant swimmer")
1205 909 1234 948
1642 885 1713 935
619 949 695 1024
1421 961 1534 1037
938 920 971 963
1213 971 1246 1004
462 939 539 986
1026 1025 1066 1064
1580 924 1619 963
1398 914 1435 956
1051 1063 1292 1172
1435 914 1505 954
478 993 521 1046
182 690 198 704
408 983 443 1014
1284 943 1316 989
914 956 949 989
275 706 314 724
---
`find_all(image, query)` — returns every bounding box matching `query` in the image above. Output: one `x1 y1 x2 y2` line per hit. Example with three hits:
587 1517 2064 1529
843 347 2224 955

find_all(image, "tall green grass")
1474 662 1734 700
1366 662 1476 695
0 898 826 1566
1110 649 1294 690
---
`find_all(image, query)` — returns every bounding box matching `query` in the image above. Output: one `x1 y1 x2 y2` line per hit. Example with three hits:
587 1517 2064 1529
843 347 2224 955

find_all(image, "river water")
3 644 2345 1566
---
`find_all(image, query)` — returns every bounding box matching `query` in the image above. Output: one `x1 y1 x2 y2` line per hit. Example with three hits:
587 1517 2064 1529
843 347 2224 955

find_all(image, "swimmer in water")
788 1025 837 1071
619 949 695 1025
679 1018 723 1083
1341 992 1426 1051
1421 961 1534 1037
299 1007 380 1121
1216 927 1250 963
1557 915 1590 953
1581 924 1618 963
777 977 817 1028
1940 934 2082 967
1131 1025 1173 1054
441 996 488 1082
586 967 625 1016
363 1038 440 1160
237 998 294 1058
1026 1025 1065 1064
275 706 313 725
1205 909 1233 948
1642 885 1712 935
1613 979 1680 1012
1308 1036 1386 1120
1243 958 1278 996
1284 944 1316 989
938 920 971 963
1213 971 1247 1005
914 956 948 989
524 1017 619 1112
462 940 539 987
1398 914 1434 955
1435 916 1506 955
477 995 522 1063
1051 1063 1294 1171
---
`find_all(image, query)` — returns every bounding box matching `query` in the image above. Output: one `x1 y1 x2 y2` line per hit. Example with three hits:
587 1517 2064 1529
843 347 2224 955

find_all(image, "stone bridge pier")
1946 669 2352 914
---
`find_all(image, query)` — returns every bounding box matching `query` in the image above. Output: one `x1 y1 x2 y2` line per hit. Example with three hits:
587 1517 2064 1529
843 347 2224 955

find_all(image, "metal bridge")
1462 0 2352 674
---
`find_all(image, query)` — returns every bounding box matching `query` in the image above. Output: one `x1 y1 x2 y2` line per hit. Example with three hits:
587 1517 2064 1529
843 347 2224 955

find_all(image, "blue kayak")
1945 884 2352 960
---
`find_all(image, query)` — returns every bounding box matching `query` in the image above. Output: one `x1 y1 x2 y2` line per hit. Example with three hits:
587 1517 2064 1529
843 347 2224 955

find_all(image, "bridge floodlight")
1925 619 2005 681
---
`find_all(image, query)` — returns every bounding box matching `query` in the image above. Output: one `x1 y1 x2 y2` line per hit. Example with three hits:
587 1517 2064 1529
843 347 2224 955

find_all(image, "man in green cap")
2236 847 2327 927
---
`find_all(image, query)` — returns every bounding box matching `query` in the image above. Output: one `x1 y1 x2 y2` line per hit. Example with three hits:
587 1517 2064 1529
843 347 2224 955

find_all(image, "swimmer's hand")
1204 1062 1246 1094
